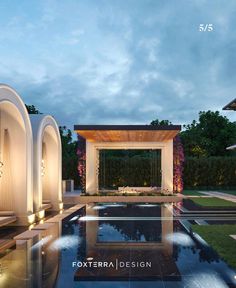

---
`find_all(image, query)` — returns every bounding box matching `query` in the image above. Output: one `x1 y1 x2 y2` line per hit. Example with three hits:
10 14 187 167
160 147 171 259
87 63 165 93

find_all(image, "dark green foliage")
184 156 236 189
99 150 161 189
25 104 41 114
59 126 79 188
150 119 172 126
181 111 236 157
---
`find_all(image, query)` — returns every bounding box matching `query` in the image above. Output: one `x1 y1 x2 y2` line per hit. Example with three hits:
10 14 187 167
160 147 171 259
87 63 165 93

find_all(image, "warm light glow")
28 213 35 224
0 160 3 178
59 202 64 210
0 263 8 283
38 209 45 220
28 224 35 230
41 159 45 176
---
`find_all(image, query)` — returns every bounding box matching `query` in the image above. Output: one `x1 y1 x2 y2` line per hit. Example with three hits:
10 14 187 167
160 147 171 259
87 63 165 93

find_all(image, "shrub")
184 156 236 189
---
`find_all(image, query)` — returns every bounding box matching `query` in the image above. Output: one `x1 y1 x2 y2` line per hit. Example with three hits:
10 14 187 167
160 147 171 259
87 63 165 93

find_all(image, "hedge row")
98 156 236 190
184 156 236 189
98 157 161 189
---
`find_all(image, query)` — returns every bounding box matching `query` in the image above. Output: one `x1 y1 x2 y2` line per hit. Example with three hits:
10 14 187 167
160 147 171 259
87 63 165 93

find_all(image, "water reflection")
79 204 177 280
165 232 195 247
49 235 80 251
0 222 60 288
97 204 163 242
0 204 235 287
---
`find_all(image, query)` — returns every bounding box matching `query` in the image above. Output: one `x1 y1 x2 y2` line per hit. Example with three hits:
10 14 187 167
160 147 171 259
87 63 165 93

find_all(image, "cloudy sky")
0 0 236 131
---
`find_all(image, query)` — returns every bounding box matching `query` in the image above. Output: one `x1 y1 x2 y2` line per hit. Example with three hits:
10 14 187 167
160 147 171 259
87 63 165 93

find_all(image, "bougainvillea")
77 134 86 192
173 135 184 193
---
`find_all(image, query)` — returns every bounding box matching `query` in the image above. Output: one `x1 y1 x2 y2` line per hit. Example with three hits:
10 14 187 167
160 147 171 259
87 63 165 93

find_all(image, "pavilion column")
161 139 173 193
86 142 98 194
95 148 99 193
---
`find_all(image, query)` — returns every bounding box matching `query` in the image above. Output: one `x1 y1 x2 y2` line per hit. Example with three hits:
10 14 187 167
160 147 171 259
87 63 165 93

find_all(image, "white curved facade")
0 84 34 224
30 114 62 216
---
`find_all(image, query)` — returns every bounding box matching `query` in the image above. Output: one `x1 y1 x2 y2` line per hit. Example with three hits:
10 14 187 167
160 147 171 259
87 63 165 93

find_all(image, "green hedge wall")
99 156 161 189
184 156 236 189
98 155 236 190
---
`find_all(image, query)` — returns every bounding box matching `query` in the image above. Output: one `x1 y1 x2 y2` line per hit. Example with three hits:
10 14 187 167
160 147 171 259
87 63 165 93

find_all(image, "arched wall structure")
0 84 34 224
30 114 62 216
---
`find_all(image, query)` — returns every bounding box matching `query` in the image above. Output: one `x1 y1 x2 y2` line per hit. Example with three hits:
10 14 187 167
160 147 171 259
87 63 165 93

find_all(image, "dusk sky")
0 0 236 131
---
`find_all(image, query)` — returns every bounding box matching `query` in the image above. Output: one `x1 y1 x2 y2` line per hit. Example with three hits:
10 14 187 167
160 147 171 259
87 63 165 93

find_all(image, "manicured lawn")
192 224 236 270
190 197 236 207
182 190 203 196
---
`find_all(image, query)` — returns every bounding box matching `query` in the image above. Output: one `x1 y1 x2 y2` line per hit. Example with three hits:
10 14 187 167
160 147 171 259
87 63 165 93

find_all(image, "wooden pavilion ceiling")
74 125 181 142
223 98 236 110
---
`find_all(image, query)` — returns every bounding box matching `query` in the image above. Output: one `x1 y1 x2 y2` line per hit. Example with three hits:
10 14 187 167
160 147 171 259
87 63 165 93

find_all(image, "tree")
150 119 172 126
181 111 236 157
59 126 79 187
25 104 41 114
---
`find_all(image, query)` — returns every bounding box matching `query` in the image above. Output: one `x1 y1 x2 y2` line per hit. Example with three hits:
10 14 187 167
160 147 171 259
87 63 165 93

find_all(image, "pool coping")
63 195 183 204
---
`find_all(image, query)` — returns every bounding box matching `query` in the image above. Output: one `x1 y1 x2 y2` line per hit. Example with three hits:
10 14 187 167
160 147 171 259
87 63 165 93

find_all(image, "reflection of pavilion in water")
75 204 181 281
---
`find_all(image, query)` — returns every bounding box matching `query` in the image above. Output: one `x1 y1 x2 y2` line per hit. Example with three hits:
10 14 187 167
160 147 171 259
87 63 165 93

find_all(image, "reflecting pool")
0 203 236 288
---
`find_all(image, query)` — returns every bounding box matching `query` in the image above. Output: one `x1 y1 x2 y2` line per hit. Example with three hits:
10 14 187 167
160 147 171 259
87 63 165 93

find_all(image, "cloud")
0 0 236 131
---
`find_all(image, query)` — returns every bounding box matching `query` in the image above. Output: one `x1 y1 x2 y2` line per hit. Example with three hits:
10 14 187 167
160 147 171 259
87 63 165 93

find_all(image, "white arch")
30 114 62 217
0 84 34 224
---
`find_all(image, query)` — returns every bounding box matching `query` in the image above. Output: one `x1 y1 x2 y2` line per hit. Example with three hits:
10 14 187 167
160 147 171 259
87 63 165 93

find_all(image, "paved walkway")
63 190 81 197
200 191 236 203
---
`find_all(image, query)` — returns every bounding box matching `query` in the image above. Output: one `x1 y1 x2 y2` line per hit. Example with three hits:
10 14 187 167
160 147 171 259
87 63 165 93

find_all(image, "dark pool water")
0 203 236 288
55 203 236 288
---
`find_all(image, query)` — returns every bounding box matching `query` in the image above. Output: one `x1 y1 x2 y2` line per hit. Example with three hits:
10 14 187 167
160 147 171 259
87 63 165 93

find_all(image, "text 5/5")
199 24 213 32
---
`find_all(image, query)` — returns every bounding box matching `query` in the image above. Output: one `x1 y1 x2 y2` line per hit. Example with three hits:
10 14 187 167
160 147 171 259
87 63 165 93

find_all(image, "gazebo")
74 124 181 194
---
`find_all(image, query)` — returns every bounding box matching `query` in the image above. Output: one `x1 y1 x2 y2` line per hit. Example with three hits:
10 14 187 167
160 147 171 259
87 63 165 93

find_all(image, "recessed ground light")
234 275 236 280
69 216 78 221
93 205 106 210
87 257 93 261
137 204 157 207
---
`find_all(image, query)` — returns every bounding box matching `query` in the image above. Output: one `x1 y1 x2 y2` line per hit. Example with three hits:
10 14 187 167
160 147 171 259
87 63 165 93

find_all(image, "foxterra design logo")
72 260 152 270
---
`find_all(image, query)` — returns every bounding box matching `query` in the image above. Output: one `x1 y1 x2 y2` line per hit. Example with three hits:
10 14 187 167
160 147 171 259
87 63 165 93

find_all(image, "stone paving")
200 191 236 203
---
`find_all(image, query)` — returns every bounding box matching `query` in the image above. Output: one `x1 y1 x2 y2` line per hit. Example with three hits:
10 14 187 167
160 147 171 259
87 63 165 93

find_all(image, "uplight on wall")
0 160 3 178
27 213 35 224
0 263 7 278
38 209 45 220
59 202 64 210
41 159 45 177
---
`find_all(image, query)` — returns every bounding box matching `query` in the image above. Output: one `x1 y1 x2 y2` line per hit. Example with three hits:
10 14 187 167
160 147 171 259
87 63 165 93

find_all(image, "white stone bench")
0 216 17 227
118 187 159 193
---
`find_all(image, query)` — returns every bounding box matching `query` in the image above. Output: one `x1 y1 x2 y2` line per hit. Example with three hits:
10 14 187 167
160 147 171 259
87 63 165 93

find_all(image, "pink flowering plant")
173 135 184 193
77 134 86 192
